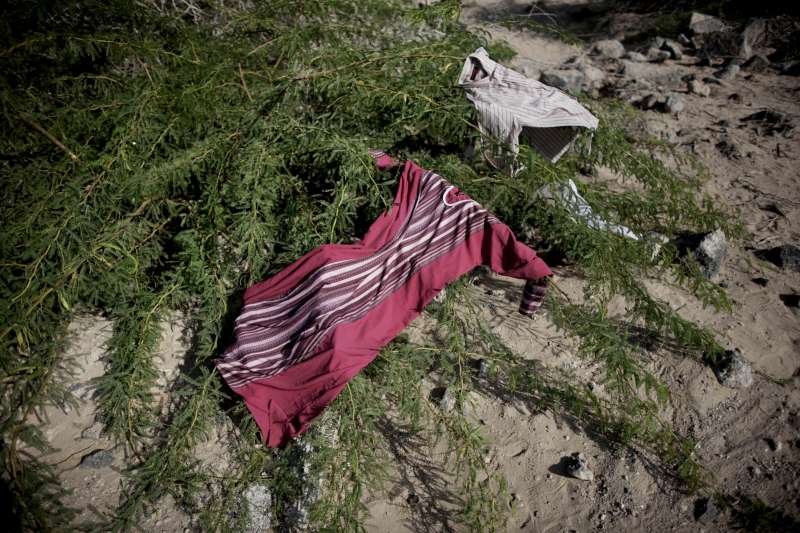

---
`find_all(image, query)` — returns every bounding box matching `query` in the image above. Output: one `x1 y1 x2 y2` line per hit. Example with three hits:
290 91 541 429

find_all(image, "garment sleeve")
481 223 552 316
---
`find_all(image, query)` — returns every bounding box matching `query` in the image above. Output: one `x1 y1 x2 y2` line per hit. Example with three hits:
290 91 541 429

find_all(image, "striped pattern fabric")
458 47 599 176
519 277 549 315
537 178 639 240
217 151 505 390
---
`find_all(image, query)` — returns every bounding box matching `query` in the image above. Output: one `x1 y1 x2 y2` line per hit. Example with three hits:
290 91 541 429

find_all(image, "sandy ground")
31 0 800 531
366 1 800 531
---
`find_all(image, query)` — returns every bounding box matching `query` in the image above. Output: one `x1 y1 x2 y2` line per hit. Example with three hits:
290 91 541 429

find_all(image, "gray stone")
661 39 684 60
80 422 104 440
578 62 606 90
740 18 767 61
694 497 721 523
649 36 667 49
243 484 272 532
540 69 584 94
741 110 794 136
696 48 713 66
716 138 741 159
781 60 800 76
565 452 594 481
624 51 647 62
471 358 489 379
665 94 685 114
677 33 692 46
742 54 770 72
430 386 456 412
675 230 727 278
433 287 447 303
713 349 754 389
754 244 800 272
696 31 748 62
645 119 679 144
714 64 739 80
646 48 671 63
696 229 727 278
696 19 765 62
285 503 309 531
640 93 660 110
688 79 711 97
593 39 626 59
690 13 728 35
79 449 114 469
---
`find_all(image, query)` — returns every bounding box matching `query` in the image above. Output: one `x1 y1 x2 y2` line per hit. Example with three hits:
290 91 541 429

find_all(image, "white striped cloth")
538 178 639 241
458 47 599 176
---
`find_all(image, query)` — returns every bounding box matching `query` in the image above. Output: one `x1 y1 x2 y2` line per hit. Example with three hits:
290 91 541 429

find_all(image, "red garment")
215 152 552 446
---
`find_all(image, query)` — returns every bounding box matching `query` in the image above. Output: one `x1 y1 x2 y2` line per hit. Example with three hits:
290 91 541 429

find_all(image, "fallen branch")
19 113 79 161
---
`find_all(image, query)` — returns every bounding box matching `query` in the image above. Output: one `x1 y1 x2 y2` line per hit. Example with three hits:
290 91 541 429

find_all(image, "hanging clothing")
215 151 552 447
538 178 639 241
458 47 599 176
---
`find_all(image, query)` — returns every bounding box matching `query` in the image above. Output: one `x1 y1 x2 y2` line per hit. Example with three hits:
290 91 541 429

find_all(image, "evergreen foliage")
1 0 781 530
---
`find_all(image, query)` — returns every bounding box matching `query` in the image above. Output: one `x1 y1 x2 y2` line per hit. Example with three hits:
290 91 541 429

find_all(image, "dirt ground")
32 1 799 531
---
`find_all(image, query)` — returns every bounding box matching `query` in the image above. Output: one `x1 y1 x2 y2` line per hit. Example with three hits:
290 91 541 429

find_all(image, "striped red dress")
215 151 552 447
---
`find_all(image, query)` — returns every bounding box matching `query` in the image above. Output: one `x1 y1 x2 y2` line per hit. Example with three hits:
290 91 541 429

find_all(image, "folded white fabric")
458 47 599 176
538 179 639 241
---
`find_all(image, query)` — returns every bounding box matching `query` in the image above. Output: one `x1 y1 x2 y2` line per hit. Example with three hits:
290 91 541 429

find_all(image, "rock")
661 39 683 60
781 60 800 76
665 94 685 114
565 452 594 481
696 30 749 62
764 437 782 452
740 18 767 61
713 349 754 389
690 13 728 35
80 422 104 440
675 229 727 279
646 47 671 62
515 59 541 80
703 76 723 85
649 36 667 49
742 54 770 72
697 230 727 278
284 504 309 531
696 48 713 66
578 62 606 90
678 33 692 46
540 69 584 94
716 139 741 159
468 265 490 284
714 63 740 80
624 51 647 62
430 386 456 412
243 484 272 532
79 449 114 469
644 120 678 144
639 93 660 110
593 39 626 59
740 110 794 136
780 294 800 315
433 287 447 303
688 79 710 97
470 358 489 379
694 497 721 523
753 244 800 271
